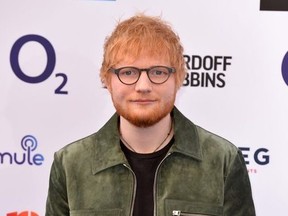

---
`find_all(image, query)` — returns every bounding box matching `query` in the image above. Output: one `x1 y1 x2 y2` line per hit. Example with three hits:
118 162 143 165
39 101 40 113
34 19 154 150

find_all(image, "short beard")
113 101 174 128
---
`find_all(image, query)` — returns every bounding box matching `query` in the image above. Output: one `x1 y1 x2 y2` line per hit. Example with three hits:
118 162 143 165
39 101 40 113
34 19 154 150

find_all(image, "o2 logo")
10 34 68 94
282 51 288 86
7 211 39 216
0 135 44 166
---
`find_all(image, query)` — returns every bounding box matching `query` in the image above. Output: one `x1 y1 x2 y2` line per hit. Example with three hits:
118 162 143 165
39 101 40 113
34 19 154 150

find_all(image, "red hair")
100 14 186 89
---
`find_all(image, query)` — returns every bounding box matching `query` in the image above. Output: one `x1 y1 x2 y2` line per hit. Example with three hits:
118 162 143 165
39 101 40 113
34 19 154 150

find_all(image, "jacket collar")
92 106 203 175
170 107 203 160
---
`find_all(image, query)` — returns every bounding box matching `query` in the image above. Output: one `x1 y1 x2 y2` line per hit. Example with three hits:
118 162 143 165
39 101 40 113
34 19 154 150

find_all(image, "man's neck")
119 114 174 154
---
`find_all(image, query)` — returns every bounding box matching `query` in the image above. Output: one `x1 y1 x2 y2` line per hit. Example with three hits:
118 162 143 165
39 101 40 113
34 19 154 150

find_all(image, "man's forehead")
114 50 170 64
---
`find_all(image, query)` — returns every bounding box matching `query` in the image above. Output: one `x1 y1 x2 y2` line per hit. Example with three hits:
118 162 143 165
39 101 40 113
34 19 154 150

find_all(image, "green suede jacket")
46 107 255 216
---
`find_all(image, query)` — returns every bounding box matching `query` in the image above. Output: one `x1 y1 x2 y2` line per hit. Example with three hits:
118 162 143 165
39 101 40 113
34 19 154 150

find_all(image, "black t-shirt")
120 137 174 216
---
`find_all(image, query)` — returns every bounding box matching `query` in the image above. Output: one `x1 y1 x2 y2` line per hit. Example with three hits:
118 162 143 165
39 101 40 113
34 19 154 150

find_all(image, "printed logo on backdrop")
282 51 288 86
10 34 68 94
7 211 39 216
0 135 44 166
238 147 270 174
260 0 288 11
183 55 232 88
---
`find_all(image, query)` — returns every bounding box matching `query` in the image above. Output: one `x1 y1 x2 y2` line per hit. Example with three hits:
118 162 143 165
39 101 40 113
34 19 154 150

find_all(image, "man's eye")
120 70 136 76
124 71 132 75
155 70 164 75
150 70 166 76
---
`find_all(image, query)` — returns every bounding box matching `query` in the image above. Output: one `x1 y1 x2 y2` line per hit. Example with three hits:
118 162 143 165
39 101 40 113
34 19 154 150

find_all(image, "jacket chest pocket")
70 209 122 216
165 199 223 216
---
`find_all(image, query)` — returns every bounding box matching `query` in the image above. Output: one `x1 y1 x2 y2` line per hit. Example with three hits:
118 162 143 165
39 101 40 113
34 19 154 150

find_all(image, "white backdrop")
1 0 288 215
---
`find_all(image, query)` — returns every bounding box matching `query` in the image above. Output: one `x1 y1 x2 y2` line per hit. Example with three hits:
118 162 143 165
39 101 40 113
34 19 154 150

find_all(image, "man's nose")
135 71 152 92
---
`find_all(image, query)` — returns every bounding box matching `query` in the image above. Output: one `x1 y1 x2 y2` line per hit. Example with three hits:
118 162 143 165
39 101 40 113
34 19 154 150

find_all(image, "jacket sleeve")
223 149 256 216
45 152 70 216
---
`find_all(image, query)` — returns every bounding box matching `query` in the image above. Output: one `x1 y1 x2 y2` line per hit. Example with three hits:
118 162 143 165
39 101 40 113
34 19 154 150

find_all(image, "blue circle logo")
282 51 288 86
21 135 38 151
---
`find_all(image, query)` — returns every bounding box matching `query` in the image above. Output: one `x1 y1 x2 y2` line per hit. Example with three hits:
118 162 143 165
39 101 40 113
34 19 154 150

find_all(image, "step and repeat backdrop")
1 0 288 215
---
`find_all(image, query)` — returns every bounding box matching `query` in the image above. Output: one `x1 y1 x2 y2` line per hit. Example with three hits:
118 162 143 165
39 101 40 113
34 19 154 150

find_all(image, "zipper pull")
172 210 181 216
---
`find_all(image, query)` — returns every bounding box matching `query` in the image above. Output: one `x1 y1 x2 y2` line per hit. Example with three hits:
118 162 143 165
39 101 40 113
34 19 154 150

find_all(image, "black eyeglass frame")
109 66 176 85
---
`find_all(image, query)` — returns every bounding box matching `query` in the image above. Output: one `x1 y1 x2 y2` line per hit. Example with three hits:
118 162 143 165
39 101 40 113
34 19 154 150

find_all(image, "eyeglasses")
109 66 176 85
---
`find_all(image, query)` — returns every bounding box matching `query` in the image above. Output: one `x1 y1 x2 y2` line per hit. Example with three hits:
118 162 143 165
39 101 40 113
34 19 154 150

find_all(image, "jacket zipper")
153 152 172 216
123 163 137 216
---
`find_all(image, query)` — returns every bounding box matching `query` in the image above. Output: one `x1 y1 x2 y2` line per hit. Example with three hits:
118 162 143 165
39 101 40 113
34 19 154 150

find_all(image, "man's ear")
103 77 112 93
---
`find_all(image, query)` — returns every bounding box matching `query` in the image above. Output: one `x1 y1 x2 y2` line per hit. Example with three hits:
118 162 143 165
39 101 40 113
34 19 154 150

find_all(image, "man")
46 14 256 216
